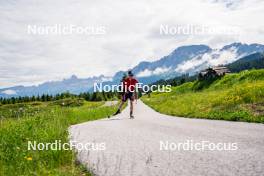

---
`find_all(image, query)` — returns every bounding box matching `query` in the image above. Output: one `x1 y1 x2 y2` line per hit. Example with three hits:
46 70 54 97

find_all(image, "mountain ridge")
1 42 264 98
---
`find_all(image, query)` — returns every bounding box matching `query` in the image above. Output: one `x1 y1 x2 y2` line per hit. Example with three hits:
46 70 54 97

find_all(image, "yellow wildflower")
26 157 32 161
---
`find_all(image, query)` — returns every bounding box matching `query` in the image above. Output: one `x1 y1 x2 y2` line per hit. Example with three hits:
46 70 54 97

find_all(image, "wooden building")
198 66 231 80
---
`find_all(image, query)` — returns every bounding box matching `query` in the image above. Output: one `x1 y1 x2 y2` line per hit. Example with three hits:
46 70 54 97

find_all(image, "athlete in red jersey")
123 76 138 92
113 70 138 118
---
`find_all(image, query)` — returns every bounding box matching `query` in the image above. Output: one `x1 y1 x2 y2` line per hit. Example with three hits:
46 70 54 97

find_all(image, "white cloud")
137 67 170 77
175 54 209 73
136 69 152 77
209 49 238 65
175 48 238 73
153 67 171 75
2 89 17 95
0 0 264 88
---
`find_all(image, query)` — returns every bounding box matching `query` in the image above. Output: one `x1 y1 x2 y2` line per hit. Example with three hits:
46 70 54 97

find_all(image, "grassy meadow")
0 98 117 176
142 69 264 123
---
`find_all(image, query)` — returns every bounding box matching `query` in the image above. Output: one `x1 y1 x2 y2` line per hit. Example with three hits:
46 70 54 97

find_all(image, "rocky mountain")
1 42 264 97
0 75 111 98
174 43 264 74
111 42 264 83
111 45 212 83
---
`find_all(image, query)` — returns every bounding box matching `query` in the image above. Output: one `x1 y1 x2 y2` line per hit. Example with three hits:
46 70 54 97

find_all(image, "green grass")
142 69 264 123
0 98 117 176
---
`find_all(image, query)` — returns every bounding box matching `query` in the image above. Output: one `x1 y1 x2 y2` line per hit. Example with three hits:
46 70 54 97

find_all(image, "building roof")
200 66 230 76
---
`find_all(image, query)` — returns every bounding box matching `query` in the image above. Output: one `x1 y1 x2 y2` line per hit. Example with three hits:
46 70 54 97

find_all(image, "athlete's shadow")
101 118 122 121
108 118 121 121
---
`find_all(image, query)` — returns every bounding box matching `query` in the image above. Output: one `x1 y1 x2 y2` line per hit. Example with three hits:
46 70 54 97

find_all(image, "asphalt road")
69 100 264 176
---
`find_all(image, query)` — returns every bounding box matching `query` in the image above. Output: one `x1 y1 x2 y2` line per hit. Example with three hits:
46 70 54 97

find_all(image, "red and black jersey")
123 77 138 92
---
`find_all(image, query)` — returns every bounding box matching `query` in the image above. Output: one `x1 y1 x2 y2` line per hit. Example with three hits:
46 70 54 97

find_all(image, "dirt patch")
245 103 264 116
102 101 118 107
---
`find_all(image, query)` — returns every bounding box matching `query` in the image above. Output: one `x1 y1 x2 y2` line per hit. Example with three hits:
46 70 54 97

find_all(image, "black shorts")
122 92 135 102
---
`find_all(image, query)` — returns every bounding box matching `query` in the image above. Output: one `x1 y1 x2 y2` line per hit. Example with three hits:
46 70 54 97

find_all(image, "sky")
0 0 264 88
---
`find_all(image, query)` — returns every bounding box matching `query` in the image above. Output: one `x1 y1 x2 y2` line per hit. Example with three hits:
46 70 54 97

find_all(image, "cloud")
0 0 264 88
209 48 238 65
136 69 152 77
152 67 171 75
137 67 170 77
175 54 209 73
175 48 238 73
1 89 17 95
206 0 244 9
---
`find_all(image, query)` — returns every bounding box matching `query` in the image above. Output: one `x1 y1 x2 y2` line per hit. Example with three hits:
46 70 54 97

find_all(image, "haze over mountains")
1 42 264 98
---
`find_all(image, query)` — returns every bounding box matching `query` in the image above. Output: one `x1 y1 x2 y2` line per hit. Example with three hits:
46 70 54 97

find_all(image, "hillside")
0 98 118 175
227 52 264 72
142 69 264 123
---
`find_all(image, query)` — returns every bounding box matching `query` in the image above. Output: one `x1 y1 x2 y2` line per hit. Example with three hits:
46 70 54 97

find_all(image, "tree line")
151 74 197 87
0 91 119 105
